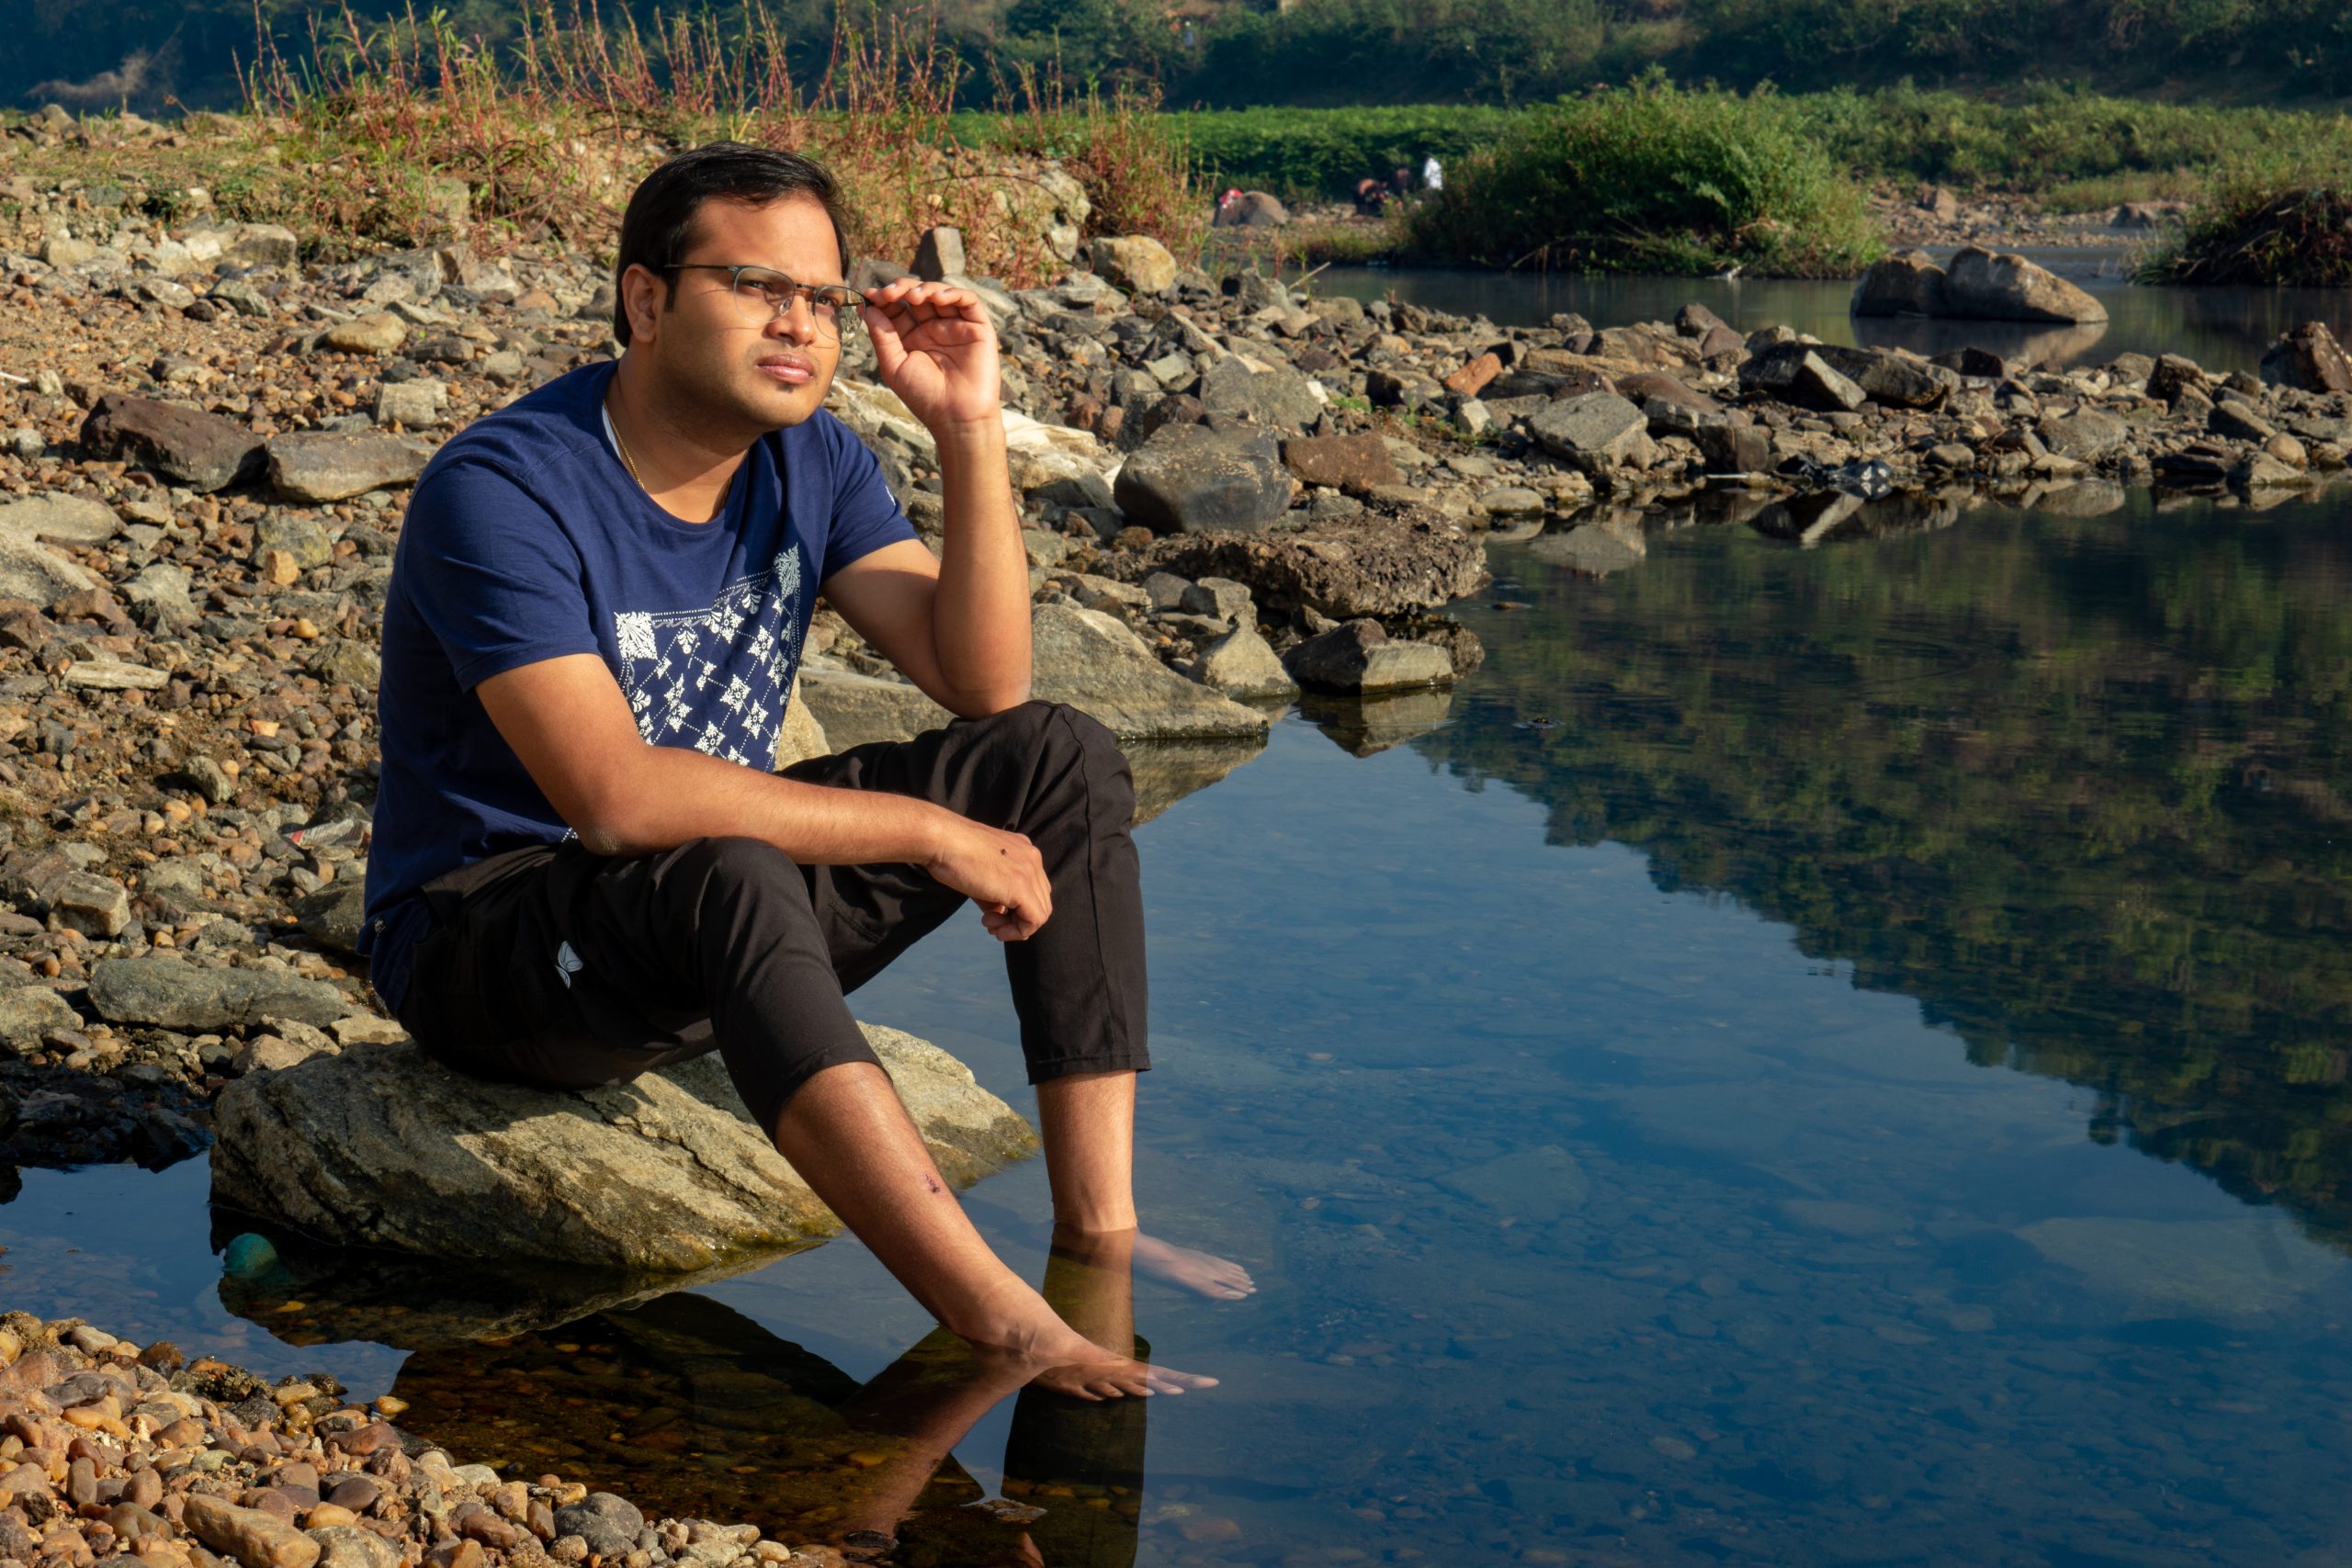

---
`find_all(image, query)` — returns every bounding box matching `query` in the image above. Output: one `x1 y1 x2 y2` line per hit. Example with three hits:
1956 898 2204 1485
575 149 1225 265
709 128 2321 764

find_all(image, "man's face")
627 193 845 435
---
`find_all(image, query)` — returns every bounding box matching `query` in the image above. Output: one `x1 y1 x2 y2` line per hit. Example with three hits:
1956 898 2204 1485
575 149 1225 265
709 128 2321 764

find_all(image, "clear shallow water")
1314 263 2352 376
8 492 2352 1562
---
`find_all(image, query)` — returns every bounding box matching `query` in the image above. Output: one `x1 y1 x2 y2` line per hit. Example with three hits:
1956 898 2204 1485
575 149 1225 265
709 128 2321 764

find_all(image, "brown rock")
182 1495 322 1568
1280 434 1402 495
1940 246 2108 324
2259 321 2352 394
266 435 429 504
1138 508 1487 620
79 396 265 492
1442 353 1501 398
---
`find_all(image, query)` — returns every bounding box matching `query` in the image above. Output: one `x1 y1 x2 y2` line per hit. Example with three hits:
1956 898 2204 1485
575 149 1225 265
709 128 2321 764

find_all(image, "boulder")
1745 343 1958 409
209 1024 1038 1272
1113 424 1294 536
794 668 952 751
1191 624 1298 700
79 395 265 492
1280 434 1402 494
1940 246 2108 323
1195 359 1321 430
1213 191 1290 228
0 986 77 1052
1088 236 1178 298
1738 347 1866 412
0 536 97 605
294 881 368 956
1283 619 1453 694
1849 251 1949 317
0 494 120 547
1527 392 1653 472
87 955 353 1030
910 226 966 283
2260 322 2352 394
1139 508 1488 620
1029 603 1270 741
267 434 430 503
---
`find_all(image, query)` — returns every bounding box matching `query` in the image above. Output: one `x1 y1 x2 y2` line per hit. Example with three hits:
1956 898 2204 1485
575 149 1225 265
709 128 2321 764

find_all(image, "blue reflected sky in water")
5 497 2352 1561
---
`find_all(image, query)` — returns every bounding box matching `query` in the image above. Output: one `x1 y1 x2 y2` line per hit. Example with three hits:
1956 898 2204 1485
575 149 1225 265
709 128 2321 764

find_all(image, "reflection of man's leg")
1002 1231 1151 1568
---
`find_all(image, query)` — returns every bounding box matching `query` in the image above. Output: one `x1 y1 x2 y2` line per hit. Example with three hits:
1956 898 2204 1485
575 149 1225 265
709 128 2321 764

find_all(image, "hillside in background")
6 0 2352 115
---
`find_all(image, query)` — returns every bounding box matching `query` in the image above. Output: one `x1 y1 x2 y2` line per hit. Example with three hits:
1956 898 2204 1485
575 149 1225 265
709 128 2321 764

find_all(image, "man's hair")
611 142 853 347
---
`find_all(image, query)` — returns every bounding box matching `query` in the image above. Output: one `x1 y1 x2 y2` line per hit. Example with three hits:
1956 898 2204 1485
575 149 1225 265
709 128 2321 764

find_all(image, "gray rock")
2211 400 2278 443
0 494 121 547
1526 393 1651 472
267 434 429 503
180 754 237 806
1283 619 1453 694
0 986 77 1053
551 1497 642 1561
88 955 353 1030
1849 250 1949 317
373 378 447 430
1184 575 1255 621
1140 508 1489 619
252 512 335 571
307 639 381 689
1088 236 1178 297
2038 407 2132 458
321 313 408 355
1738 347 1866 412
1192 624 1298 700
1030 603 1270 740
209 1024 1038 1271
0 536 98 604
45 871 130 937
1940 246 2108 324
121 561 196 619
226 223 300 269
1745 342 1958 409
294 882 368 956
1196 358 1321 430
79 395 264 492
910 227 966 282
1114 424 1294 536
795 669 952 751
62 660 167 691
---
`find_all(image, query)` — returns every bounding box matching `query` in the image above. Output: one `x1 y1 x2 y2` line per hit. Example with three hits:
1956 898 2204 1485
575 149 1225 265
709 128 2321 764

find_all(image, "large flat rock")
210 1023 1038 1273
1137 508 1489 620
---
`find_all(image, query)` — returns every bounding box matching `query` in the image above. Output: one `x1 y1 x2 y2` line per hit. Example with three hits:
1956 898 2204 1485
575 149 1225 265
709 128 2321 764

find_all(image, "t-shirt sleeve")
398 457 602 692
818 415 922 583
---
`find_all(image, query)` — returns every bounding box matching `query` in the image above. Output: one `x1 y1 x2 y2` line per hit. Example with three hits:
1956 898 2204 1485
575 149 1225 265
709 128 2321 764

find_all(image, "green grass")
1401 78 1883 276
2135 151 2352 283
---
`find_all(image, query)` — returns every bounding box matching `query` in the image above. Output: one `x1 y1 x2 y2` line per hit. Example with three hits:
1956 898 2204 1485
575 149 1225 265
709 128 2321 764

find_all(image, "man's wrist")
930 415 1008 464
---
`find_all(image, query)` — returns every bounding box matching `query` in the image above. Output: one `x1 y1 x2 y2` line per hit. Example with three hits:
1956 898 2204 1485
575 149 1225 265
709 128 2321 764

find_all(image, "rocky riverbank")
1 148 2349 1180
0 1308 907 1568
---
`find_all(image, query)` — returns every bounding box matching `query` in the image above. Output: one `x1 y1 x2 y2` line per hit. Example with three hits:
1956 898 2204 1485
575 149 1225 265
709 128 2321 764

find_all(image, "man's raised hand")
860 279 1003 435
924 815 1054 942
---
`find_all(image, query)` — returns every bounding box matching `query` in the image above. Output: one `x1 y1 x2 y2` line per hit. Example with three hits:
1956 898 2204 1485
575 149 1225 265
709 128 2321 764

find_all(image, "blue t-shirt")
359 358 918 1014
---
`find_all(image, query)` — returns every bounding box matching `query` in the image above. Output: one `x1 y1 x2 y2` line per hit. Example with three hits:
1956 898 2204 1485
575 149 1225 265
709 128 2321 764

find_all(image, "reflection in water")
222 1235 1158 1563
1420 490 2352 1249
1296 688 1454 756
1317 265 2352 375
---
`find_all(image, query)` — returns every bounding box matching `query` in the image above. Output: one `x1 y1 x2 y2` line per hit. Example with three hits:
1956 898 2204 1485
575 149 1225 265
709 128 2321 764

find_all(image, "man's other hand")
925 816 1053 942
859 279 1003 435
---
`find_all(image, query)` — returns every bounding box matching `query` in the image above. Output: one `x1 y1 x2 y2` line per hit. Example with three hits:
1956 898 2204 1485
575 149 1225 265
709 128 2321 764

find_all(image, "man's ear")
621 264 670 346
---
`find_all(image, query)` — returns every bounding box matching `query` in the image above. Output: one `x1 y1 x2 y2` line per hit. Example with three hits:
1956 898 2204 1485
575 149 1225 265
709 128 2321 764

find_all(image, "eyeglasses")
664 263 865 337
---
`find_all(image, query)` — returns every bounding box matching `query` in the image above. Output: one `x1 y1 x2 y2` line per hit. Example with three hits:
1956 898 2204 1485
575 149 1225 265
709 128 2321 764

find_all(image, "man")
360 143 1246 1399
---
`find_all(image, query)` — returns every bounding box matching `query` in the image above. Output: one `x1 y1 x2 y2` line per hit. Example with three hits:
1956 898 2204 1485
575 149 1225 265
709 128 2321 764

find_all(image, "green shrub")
2136 151 2352 283
1403 79 1883 276
1173 106 1521 201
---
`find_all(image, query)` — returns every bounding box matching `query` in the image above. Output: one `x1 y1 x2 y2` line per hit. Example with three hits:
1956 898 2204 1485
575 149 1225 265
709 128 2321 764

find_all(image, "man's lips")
756 355 815 386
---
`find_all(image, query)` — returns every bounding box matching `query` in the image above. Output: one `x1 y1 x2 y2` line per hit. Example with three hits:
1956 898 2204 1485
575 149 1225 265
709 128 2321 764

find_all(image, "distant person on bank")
358 143 1251 1399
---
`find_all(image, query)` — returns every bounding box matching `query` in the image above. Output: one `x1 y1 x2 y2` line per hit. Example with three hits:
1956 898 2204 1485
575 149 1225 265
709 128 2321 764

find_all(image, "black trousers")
391 701 1151 1131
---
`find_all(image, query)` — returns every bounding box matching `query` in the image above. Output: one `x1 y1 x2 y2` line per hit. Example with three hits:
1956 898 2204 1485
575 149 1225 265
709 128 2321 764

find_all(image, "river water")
6 280 2352 1567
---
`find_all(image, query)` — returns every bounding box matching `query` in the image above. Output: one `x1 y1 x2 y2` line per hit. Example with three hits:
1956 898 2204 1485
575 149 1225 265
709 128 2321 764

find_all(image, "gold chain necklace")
605 393 645 489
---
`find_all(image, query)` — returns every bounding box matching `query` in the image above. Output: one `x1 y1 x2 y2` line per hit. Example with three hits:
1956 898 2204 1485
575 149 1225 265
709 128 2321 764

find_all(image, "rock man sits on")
359 144 1250 1397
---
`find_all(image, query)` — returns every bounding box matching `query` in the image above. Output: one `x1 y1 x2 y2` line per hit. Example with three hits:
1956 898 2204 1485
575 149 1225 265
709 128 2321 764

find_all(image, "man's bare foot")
1133 1233 1257 1300
960 1283 1216 1403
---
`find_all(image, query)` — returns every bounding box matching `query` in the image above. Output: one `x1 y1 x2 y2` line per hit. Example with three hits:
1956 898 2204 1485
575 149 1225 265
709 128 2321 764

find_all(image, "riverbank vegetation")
13 0 2352 117
1397 81 1881 276
2133 154 2352 284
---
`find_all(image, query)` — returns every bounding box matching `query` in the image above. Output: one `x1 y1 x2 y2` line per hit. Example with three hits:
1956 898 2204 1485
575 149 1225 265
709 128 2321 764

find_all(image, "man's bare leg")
770 1061 1214 1396
1035 1070 1256 1302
